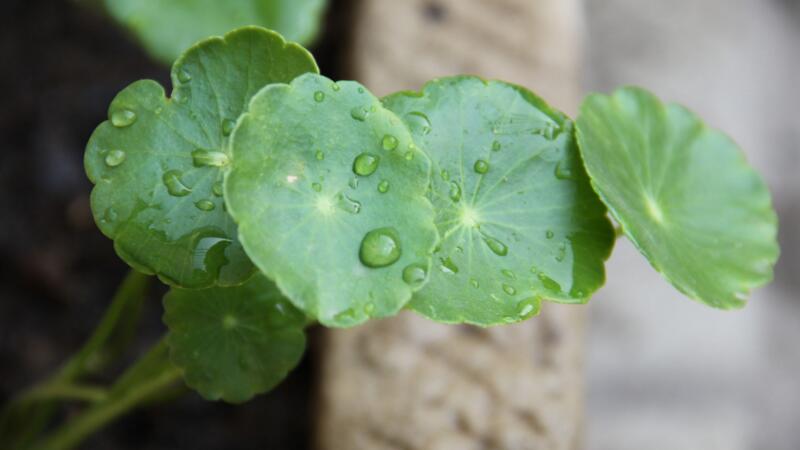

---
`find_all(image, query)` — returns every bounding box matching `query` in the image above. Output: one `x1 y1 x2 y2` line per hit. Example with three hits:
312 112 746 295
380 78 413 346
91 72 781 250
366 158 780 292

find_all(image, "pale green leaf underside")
576 87 779 308
163 273 306 403
85 27 318 288
383 77 614 326
226 73 439 327
104 0 327 64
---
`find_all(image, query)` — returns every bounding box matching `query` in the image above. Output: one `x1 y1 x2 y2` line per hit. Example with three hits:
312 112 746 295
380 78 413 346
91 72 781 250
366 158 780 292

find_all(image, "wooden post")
317 1 586 448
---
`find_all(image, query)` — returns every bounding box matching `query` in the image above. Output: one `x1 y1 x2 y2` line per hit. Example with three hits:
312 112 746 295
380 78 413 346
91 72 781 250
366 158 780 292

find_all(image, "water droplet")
222 315 237 329
353 153 379 176
382 134 398 150
555 242 566 262
195 199 215 211
103 207 118 223
554 161 574 180
331 83 341 91
357 87 365 94
402 263 427 287
440 170 450 181
335 308 357 322
348 177 359 189
177 68 192 83
439 256 459 274
363 302 376 315
492 140 502 152
483 235 508 256
192 149 229 167
191 234 231 276
212 181 224 197
502 284 516 296
473 159 489 174
469 278 480 288
537 272 562 292
337 193 361 214
501 269 516 279
359 228 401 268
221 119 235 136
377 179 390 193
312 182 322 192
162 170 192 197
404 111 432 135
350 106 370 121
516 298 538 319
315 150 325 160
448 182 462 202
545 230 554 239
314 91 325 102
404 151 415 161
104 149 126 167
110 109 136 128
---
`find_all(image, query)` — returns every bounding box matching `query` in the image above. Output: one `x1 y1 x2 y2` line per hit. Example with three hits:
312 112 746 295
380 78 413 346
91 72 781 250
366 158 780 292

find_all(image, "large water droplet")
110 109 137 128
448 181 462 202
516 298 538 319
377 179 390 193
191 234 231 276
483 235 508 256
163 170 192 197
439 256 459 274
221 119 235 136
359 228 401 268
104 149 126 167
177 68 192 83
195 199 215 211
314 91 325 102
192 150 229 167
402 263 427 287
473 159 489 174
353 153 379 176
382 134 398 150
350 106 370 121
404 111 432 135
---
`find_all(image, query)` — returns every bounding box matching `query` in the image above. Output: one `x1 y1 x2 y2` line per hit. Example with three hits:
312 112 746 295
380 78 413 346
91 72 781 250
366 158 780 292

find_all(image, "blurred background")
0 0 797 449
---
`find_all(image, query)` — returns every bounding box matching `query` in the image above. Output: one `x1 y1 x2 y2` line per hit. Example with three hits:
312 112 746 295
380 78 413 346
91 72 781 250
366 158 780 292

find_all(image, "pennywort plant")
2 26 779 449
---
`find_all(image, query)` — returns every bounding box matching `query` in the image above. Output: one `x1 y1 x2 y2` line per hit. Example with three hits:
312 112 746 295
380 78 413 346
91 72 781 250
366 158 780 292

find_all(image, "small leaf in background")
85 27 318 288
104 0 327 65
226 73 439 327
163 273 307 403
576 87 779 308
383 77 614 326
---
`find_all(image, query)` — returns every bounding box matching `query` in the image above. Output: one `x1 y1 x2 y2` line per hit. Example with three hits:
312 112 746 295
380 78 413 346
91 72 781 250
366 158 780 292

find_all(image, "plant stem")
35 338 183 450
26 384 108 404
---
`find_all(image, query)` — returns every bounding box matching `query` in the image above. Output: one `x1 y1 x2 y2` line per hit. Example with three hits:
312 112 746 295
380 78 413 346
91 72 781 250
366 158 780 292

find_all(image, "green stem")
26 384 108 404
35 338 182 450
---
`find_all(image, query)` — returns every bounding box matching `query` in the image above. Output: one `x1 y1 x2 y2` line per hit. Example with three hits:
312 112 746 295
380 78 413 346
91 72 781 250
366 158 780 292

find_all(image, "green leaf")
85 27 318 288
383 77 614 326
104 0 327 65
226 73 439 327
163 273 307 403
576 87 779 308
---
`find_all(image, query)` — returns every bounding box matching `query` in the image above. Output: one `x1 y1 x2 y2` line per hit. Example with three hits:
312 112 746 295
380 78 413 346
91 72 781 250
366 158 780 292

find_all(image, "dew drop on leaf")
377 179 390 193
195 199 215 211
502 284 516 296
192 150 230 168
350 106 370 121
314 91 325 102
359 228 401 268
404 111 432 135
363 302 376 315
337 193 361 214
492 140 502 152
104 149 126 167
103 207 118 223
353 153 379 176
473 159 489 174
402 263 427 287
177 68 192 83
382 134 399 150
439 256 459 274
440 170 450 181
221 119 235 136
331 82 341 92
110 109 137 128
483 235 508 256
469 278 480 288
545 230 554 239
537 271 562 292
554 160 573 180
312 182 322 192
163 170 192 197
516 298 537 319
212 181 224 197
448 181 462 202
501 269 516 279
315 150 325 160
404 151 415 161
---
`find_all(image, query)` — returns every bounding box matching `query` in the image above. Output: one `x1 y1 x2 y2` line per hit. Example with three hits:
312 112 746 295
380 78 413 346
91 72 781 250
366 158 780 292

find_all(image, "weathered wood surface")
316 1 585 448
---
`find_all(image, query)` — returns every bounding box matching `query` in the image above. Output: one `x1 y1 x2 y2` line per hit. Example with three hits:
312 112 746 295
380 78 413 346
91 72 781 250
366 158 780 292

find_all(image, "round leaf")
383 77 614 326
104 0 327 64
576 87 779 308
226 73 439 327
85 27 318 288
163 273 307 403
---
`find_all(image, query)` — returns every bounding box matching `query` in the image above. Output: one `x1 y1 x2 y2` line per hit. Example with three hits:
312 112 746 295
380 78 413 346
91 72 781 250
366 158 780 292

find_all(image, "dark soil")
0 0 354 448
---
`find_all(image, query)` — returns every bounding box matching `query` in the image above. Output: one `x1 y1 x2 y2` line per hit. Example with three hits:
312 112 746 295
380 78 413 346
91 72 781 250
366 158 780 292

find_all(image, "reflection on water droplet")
195 199 215 211
483 235 508 256
473 159 489 174
404 111 431 135
353 153 379 176
110 109 136 128
192 149 229 167
350 106 370 121
337 193 361 214
439 256 459 274
163 170 192 197
402 263 427 287
104 150 126 167
177 68 192 83
382 134 398 150
312 182 322 192
502 284 516 296
212 181 224 197
554 160 573 180
516 298 538 319
359 227 401 268
315 150 325 160
221 119 235 136
448 182 462 202
314 91 325 102
492 140 502 152
377 180 390 193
